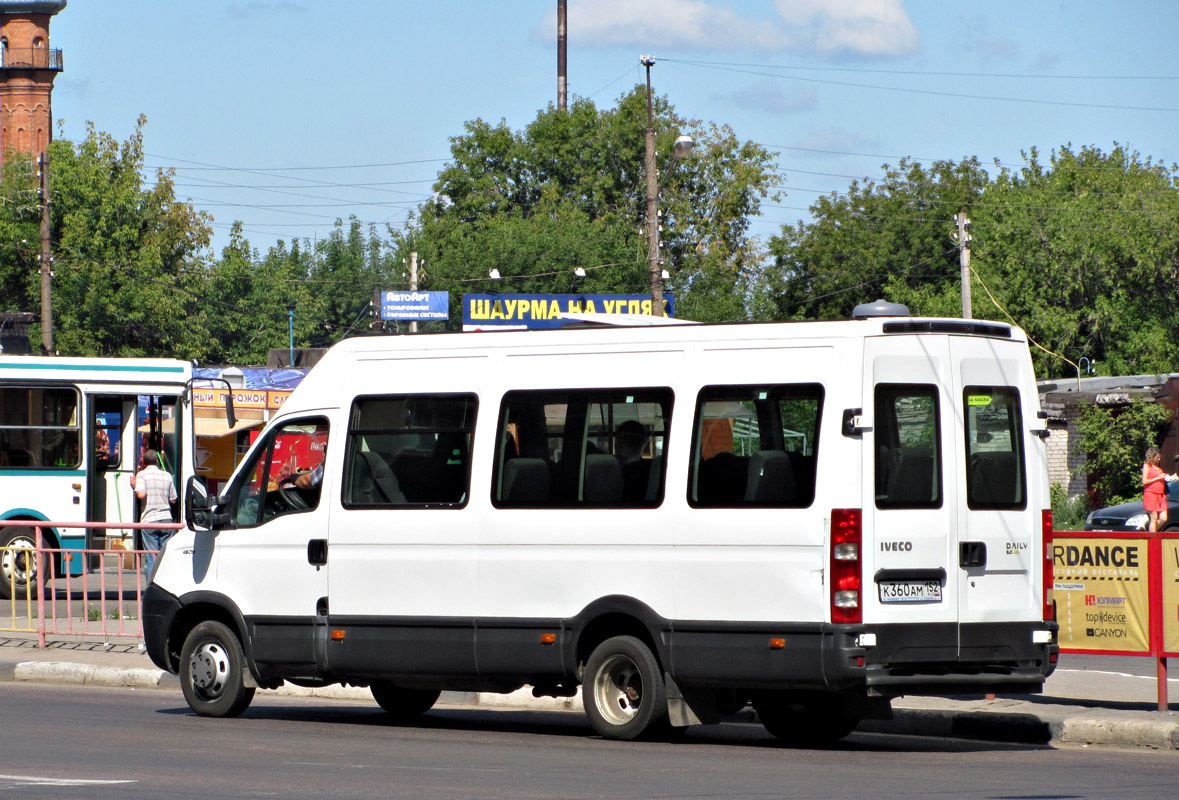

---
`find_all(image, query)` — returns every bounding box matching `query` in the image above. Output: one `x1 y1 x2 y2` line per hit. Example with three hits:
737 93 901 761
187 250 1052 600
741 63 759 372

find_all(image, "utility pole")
409 251 419 333
38 151 52 353
556 0 567 112
953 212 972 319
642 56 662 318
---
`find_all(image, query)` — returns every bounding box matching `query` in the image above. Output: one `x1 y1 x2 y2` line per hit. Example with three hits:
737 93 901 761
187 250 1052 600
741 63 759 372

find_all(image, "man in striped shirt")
130 449 177 575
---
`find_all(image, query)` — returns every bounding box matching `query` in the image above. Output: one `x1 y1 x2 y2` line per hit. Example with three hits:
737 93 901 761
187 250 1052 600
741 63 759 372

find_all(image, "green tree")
0 151 42 320
395 89 776 325
1074 399 1173 506
762 157 990 320
972 145 1179 378
47 117 214 358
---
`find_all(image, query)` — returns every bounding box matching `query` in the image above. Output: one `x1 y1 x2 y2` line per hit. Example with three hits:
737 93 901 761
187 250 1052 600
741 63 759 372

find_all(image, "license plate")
878 580 942 603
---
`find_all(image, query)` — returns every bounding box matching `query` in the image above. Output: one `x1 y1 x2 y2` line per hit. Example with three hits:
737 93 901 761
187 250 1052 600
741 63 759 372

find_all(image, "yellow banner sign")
1164 540 1179 655
1052 536 1151 653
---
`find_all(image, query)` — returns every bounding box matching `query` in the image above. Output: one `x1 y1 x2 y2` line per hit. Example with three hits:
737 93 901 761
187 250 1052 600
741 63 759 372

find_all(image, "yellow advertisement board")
1163 539 1179 655
1052 536 1151 653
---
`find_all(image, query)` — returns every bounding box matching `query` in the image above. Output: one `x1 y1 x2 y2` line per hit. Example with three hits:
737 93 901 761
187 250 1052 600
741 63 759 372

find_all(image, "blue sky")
49 0 1179 256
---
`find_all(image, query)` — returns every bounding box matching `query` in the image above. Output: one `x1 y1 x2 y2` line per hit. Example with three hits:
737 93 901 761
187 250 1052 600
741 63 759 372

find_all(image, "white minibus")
145 306 1058 742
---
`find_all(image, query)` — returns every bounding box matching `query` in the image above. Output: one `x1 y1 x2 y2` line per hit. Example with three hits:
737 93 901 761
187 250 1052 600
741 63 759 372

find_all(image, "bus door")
88 395 135 555
951 339 1038 647
863 336 960 657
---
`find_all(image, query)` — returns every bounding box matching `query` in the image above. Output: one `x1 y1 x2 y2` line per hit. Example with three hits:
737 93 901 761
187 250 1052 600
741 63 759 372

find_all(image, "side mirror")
185 475 230 530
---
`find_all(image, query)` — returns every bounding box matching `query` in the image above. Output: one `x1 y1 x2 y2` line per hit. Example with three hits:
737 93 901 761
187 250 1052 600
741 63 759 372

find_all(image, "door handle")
959 541 987 569
308 539 328 567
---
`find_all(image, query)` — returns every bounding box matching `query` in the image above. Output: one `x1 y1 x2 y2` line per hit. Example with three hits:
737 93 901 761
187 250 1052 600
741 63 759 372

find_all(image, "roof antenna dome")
852 299 910 319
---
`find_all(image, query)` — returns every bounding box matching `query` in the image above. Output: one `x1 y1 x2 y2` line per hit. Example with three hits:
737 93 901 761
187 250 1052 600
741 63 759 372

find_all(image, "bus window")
874 384 942 509
494 389 672 508
0 385 80 469
689 384 823 508
343 394 477 508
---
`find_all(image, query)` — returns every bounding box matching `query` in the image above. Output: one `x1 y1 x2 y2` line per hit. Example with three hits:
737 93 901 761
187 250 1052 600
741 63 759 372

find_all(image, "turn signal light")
330 629 346 640
540 633 556 645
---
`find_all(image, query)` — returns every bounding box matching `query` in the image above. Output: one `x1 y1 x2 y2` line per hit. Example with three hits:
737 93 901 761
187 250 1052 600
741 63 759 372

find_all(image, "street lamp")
641 55 693 319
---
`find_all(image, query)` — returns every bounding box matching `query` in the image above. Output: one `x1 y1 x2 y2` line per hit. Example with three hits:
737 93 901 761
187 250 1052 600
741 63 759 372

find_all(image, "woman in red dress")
1142 446 1172 532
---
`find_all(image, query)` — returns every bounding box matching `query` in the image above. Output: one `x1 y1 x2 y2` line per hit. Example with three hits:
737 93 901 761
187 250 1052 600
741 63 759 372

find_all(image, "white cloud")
537 0 919 58
775 0 919 57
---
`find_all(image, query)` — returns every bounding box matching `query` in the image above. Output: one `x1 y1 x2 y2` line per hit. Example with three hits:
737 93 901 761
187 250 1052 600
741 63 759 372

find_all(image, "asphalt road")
2 683 1178 800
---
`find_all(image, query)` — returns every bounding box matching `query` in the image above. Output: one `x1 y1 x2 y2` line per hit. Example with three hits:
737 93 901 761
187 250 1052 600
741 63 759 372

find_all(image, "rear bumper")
857 620 1059 697
668 619 1057 698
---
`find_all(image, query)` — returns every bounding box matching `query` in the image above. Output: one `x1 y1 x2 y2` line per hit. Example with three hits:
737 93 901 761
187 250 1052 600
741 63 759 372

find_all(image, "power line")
662 58 1179 82
667 59 1179 112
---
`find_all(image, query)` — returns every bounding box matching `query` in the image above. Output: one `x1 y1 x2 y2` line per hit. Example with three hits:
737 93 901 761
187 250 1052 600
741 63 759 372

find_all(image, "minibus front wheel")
180 620 256 718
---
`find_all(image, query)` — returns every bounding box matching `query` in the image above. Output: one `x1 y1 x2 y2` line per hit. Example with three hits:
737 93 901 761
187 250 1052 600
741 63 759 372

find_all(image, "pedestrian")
1141 446 1175 532
130 448 177 574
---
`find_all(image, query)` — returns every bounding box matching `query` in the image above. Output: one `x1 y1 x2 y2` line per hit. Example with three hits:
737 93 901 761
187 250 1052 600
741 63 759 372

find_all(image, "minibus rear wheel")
180 620 256 718
755 694 858 745
583 635 668 740
370 682 441 721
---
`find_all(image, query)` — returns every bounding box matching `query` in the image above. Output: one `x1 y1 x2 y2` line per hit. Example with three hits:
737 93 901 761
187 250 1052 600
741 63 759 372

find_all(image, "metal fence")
1 520 182 647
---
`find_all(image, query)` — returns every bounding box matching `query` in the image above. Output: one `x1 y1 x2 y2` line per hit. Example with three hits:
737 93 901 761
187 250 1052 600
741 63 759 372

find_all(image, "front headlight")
1125 513 1149 530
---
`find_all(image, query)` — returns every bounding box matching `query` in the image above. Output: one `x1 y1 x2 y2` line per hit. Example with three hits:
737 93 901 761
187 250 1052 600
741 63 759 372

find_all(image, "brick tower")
0 0 65 164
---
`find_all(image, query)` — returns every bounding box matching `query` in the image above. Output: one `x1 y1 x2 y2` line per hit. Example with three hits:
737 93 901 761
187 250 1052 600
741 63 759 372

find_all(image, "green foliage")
45 116 214 358
1074 399 1173 506
761 157 989 320
1050 483 1090 531
972 145 1179 379
395 89 777 324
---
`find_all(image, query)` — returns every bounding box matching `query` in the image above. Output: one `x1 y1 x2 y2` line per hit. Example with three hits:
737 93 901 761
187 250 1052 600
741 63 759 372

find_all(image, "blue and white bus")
0 356 194 598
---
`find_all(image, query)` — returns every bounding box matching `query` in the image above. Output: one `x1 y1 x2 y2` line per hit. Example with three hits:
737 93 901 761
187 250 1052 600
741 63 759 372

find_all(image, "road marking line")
0 775 135 786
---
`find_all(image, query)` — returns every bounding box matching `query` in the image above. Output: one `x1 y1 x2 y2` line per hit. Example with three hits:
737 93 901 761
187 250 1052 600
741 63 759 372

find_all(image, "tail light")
1042 509 1054 621
831 508 862 624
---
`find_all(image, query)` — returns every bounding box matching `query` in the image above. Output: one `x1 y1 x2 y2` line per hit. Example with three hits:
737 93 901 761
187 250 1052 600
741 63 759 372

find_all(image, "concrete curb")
5 659 1177 750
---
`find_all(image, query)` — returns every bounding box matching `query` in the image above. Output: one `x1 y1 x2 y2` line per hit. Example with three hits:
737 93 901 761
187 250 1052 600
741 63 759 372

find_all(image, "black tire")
180 620 256 718
583 635 668 740
370 681 441 722
0 525 40 600
755 694 858 746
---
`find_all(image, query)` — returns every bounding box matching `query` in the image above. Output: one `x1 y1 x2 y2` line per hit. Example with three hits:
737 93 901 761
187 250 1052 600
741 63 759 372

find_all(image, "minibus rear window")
688 384 823 508
964 386 1026 510
875 385 942 509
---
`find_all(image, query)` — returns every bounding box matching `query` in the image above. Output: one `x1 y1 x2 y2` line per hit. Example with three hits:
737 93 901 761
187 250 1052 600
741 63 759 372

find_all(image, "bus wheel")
583 635 667 740
0 526 39 600
370 682 441 722
180 621 255 718
755 695 858 745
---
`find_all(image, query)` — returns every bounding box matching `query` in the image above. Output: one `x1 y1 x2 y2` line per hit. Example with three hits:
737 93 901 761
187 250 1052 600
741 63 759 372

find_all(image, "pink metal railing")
0 520 183 647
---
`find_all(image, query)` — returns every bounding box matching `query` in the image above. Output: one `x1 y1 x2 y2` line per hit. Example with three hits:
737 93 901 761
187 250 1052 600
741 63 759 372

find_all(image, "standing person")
1141 446 1173 532
130 448 177 574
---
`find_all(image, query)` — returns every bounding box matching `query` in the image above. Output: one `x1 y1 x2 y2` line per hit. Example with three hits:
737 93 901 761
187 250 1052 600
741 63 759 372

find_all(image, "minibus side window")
964 386 1026 510
875 385 941 509
342 394 477 508
229 418 329 528
493 388 672 508
0 385 80 469
688 384 823 508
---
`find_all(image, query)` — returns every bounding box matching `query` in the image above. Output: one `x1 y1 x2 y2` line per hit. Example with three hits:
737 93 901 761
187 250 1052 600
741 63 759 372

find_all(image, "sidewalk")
2 631 1176 751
